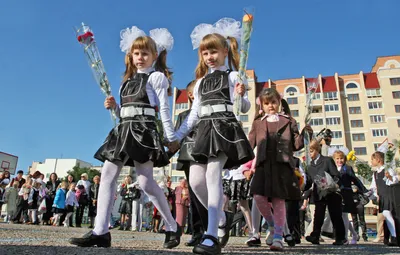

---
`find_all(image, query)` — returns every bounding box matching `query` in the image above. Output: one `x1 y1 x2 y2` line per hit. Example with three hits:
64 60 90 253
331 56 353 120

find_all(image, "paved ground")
0 224 399 255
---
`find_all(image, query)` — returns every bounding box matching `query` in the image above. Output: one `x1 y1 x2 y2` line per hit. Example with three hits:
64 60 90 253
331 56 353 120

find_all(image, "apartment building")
170 55 400 172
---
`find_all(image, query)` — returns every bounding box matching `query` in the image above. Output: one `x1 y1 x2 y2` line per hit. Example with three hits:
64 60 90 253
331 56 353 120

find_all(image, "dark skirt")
189 112 254 169
341 189 357 213
378 195 393 213
94 115 169 167
176 134 195 171
52 207 65 214
119 199 132 214
223 178 251 201
66 205 74 213
251 160 301 201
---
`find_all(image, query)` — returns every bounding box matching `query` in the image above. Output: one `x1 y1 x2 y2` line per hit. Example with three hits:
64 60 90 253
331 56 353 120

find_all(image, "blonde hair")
123 175 132 185
333 150 347 163
123 36 173 93
309 140 321 152
69 182 76 190
60 181 68 189
195 33 239 79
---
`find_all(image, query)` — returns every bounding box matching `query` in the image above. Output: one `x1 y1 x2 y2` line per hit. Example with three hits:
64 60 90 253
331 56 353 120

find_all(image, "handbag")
358 193 370 206
38 199 47 214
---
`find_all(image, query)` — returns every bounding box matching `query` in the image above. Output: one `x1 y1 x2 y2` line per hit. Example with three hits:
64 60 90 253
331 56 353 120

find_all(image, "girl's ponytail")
123 53 137 82
281 99 291 116
227 36 239 71
154 49 173 96
195 52 209 79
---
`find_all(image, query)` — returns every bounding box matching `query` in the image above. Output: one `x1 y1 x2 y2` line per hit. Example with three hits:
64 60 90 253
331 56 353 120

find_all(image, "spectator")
10 170 25 189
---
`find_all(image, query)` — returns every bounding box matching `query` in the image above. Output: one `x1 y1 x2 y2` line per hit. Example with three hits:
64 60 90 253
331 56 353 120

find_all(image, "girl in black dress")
69 26 180 249
175 18 254 254
332 149 367 244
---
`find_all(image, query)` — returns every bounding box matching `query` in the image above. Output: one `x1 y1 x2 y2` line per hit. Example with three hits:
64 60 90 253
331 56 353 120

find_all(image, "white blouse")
65 190 79 207
175 66 250 141
115 67 176 142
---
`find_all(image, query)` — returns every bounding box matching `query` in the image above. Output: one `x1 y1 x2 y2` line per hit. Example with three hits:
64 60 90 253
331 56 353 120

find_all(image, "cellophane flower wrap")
314 171 339 197
303 80 318 164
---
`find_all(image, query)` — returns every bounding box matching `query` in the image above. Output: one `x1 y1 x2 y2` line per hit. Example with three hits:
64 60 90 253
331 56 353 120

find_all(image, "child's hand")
243 170 253 181
167 140 180 153
104 96 117 110
235 83 245 96
385 171 393 181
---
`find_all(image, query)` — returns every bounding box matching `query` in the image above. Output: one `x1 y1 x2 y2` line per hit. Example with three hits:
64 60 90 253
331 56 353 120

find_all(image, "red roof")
305 78 321 93
321 76 337 92
364 73 380 89
175 89 188 103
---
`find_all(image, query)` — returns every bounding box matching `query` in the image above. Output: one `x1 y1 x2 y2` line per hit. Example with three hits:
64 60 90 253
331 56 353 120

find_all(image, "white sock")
342 213 350 240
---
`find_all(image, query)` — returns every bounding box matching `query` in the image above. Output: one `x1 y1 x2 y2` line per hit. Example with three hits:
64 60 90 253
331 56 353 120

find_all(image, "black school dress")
188 70 254 169
375 170 393 213
94 72 169 167
339 165 367 213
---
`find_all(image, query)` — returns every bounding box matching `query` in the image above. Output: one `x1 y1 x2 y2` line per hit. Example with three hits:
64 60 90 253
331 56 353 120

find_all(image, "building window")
286 87 298 95
325 104 339 112
347 93 360 101
390 77 400 85
346 83 358 89
374 143 381 151
372 129 388 137
297 122 301 130
171 163 177 170
354 147 367 155
175 103 188 110
351 120 363 128
332 131 342 139
352 133 365 141
349 107 361 114
171 176 181 183
310 118 323 126
240 115 249 122
393 91 400 99
370 115 385 123
312 93 322 100
368 101 383 109
395 105 400 113
292 110 299 117
174 115 179 122
366 89 382 98
242 127 249 134
398 119 400 127
287 97 298 104
326 117 341 125
324 92 338 100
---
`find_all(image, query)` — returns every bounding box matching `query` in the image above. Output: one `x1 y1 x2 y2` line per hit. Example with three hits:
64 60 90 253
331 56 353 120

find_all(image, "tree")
65 165 101 183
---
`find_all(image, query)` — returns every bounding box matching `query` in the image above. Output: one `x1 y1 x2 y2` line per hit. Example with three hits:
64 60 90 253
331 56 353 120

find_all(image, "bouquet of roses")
314 171 339 197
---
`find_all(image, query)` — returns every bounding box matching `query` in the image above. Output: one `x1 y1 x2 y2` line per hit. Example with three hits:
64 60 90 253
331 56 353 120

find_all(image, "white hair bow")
190 17 242 50
120 26 174 54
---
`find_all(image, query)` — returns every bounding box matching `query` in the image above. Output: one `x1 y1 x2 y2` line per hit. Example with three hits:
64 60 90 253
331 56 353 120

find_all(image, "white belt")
120 106 156 118
198 104 233 117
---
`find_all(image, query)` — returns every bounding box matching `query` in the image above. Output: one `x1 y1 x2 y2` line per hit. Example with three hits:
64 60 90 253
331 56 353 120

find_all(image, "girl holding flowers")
175 18 254 254
69 26 181 249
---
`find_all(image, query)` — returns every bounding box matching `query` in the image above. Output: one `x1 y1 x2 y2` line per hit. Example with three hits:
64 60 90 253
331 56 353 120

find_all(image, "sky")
1 0 399 174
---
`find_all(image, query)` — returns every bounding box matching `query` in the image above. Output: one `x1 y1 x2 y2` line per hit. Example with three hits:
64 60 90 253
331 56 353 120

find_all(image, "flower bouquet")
75 23 118 133
314 171 339 197
303 80 318 164
234 8 254 120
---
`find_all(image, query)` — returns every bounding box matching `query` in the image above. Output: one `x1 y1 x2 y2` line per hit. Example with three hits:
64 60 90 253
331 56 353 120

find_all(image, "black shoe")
284 234 296 247
185 235 202 247
88 225 94 229
306 235 320 245
118 226 124 230
69 231 111 247
163 223 182 249
246 237 261 247
321 231 335 239
363 235 368 242
333 239 349 245
218 211 233 248
193 235 221 255
387 236 398 246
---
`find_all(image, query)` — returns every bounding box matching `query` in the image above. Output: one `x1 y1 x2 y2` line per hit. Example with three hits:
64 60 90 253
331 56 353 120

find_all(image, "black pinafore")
188 70 254 169
375 170 393 213
94 72 169 167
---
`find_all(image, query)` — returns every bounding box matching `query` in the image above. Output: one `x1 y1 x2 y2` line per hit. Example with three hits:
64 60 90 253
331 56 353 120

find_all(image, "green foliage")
355 161 373 182
65 165 101 183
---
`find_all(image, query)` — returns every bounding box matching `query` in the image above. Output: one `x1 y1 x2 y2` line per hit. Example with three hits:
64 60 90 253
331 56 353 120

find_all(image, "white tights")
189 154 228 239
342 213 357 240
93 160 177 236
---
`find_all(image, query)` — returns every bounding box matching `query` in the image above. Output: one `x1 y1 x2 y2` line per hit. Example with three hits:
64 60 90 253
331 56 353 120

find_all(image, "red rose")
77 31 94 44
154 106 159 112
